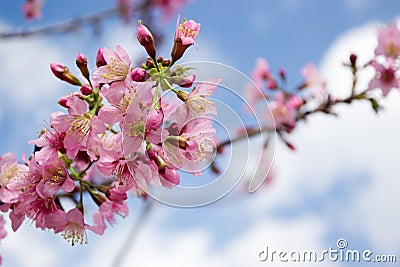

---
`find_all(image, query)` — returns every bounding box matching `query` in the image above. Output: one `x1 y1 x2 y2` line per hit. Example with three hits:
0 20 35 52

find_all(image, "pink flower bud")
267 79 277 90
106 188 127 204
145 108 164 130
130 67 148 82
287 95 303 110
96 48 106 67
137 21 156 59
179 74 196 88
50 63 82 86
159 167 180 188
58 96 68 108
76 53 89 79
146 148 158 161
350 53 357 67
80 84 92 95
279 68 286 79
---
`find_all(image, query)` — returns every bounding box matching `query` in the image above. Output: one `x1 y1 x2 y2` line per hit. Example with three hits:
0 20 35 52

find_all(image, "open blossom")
51 94 106 160
252 58 276 89
88 200 129 235
375 21 400 59
163 116 216 173
268 91 297 130
92 45 131 83
368 60 400 96
301 62 327 100
36 158 74 199
176 79 220 117
47 208 88 246
0 152 27 203
22 0 43 20
171 16 201 62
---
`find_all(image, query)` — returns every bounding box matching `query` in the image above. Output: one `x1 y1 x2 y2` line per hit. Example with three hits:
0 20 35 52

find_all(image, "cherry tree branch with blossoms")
1 0 188 40
0 8 399 266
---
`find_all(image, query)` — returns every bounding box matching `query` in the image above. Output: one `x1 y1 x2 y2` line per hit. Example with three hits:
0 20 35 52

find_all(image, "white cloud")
342 0 374 12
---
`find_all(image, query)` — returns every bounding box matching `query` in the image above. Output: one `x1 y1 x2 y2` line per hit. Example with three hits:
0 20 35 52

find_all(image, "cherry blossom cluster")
0 17 217 250
243 21 400 153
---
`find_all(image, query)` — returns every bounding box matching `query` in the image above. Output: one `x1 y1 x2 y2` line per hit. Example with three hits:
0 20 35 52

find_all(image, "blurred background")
0 0 399 266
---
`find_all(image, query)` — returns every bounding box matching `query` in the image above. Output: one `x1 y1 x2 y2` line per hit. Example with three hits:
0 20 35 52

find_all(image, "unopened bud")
137 21 156 60
279 68 286 80
96 48 106 67
350 53 357 67
267 79 277 90
159 167 180 188
50 63 82 86
76 53 89 80
130 67 148 82
179 74 196 88
145 108 164 130
80 84 92 95
58 96 68 108
162 58 171 67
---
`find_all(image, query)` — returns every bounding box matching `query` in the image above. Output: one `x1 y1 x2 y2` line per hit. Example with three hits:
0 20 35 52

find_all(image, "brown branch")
0 7 122 39
216 88 371 151
0 0 161 40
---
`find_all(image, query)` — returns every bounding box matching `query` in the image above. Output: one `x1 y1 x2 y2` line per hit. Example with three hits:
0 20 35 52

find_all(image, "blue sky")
0 1 400 266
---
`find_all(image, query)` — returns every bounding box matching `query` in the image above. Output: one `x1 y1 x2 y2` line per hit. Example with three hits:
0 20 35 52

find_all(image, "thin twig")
0 8 121 39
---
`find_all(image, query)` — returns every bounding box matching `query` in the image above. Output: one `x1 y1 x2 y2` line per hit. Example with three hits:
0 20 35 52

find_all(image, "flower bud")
159 167 180 188
106 188 127 203
58 96 68 108
146 148 158 161
80 84 92 95
96 48 106 67
350 53 357 67
130 67 148 82
279 68 286 80
76 53 89 80
137 21 156 60
145 108 164 130
50 63 82 86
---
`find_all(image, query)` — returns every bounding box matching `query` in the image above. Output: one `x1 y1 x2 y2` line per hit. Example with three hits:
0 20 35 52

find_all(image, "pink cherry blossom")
375 21 400 60
51 94 106 160
22 0 43 20
88 200 129 235
92 45 131 84
176 79 220 117
252 58 274 89
47 208 88 245
163 117 216 172
36 158 74 199
171 16 201 62
368 60 400 96
175 17 201 46
301 62 327 100
0 153 27 204
268 91 297 130
29 127 65 165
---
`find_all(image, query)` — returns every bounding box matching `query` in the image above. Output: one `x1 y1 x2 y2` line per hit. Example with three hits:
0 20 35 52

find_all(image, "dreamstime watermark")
258 238 397 263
